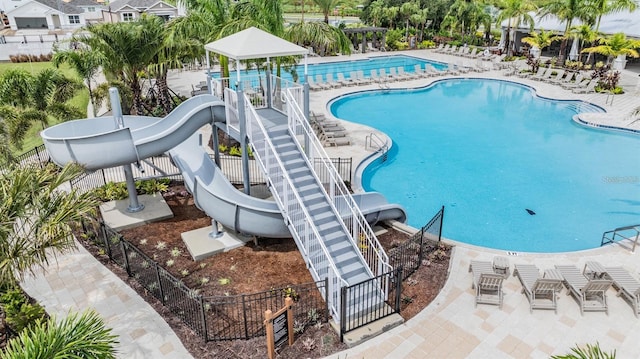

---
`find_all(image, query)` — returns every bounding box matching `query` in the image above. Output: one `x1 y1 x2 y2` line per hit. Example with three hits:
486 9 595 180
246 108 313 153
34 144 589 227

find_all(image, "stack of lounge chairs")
470 259 640 316
310 112 351 147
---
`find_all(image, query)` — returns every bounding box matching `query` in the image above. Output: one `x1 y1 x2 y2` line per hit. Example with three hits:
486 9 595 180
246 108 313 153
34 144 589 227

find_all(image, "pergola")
203 27 310 193
342 27 387 53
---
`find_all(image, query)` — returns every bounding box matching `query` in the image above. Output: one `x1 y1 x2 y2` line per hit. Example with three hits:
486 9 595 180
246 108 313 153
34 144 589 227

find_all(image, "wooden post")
265 309 275 359
265 296 295 359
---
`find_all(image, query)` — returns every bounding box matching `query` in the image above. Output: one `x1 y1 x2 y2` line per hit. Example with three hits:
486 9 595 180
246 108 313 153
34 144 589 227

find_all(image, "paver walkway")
21 241 193 359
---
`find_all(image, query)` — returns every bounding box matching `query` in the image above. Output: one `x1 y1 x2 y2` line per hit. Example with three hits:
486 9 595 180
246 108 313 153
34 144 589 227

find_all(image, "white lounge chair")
379 68 397 82
561 74 585 89
514 264 564 313
542 69 565 83
336 72 355 86
469 260 504 308
555 265 612 315
314 74 332 89
356 70 372 85
426 64 443 76
572 80 598 94
325 73 341 88
349 71 366 85
604 266 640 317
397 66 419 80
306 77 323 91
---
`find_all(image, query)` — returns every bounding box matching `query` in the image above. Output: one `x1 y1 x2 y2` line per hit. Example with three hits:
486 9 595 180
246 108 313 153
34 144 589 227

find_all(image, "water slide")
42 95 406 238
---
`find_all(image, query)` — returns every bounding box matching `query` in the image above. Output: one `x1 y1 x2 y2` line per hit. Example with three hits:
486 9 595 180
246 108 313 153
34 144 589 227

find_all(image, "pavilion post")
361 32 366 53
303 54 311 157
236 59 251 195
206 51 212 94
265 58 272 109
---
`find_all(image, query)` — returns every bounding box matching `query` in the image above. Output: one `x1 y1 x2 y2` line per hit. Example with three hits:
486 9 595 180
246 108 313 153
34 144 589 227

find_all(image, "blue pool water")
330 79 640 253
218 55 447 83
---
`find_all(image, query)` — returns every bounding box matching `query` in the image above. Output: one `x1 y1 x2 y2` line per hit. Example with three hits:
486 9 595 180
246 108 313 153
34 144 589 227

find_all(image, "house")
3 0 102 30
102 0 177 23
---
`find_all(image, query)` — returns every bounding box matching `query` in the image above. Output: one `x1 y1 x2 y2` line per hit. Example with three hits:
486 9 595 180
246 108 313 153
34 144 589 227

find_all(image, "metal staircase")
226 86 391 324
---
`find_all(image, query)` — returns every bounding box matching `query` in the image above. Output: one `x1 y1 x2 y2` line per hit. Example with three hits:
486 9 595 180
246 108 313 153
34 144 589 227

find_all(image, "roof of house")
107 0 165 11
66 0 101 6
35 0 82 14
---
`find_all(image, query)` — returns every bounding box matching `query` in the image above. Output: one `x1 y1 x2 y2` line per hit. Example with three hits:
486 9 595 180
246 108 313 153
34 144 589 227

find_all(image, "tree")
399 0 420 40
312 0 341 23
0 69 83 151
521 29 558 56
74 16 164 115
569 24 601 63
581 32 640 64
550 342 616 359
52 48 101 117
285 21 352 56
591 0 637 34
0 163 99 287
538 0 591 62
496 0 537 56
1 310 118 359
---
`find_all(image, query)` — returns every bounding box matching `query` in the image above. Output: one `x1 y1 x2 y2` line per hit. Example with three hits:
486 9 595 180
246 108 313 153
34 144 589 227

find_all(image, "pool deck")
21 50 640 358
316 50 640 358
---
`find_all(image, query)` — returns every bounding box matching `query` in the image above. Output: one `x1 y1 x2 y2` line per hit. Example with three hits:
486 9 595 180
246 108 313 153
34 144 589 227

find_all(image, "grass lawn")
0 61 91 154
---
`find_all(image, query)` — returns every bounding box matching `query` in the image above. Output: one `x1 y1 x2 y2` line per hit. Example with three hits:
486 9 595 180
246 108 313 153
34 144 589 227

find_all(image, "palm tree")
521 29 558 57
52 48 101 116
591 0 637 34
0 163 99 287
285 21 352 56
367 0 385 27
0 69 83 151
581 32 640 65
1 310 118 359
0 105 39 162
569 24 601 63
313 0 341 24
399 0 420 40
74 16 164 115
538 0 591 62
495 0 537 56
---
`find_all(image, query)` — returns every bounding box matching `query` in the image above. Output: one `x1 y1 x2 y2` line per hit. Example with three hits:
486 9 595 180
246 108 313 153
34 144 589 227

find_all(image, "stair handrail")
601 224 640 252
284 89 391 278
365 132 388 153
238 94 348 321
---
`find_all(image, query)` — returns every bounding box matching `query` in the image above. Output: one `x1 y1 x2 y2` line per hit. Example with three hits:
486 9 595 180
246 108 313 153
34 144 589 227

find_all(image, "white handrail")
284 89 391 278
238 93 348 321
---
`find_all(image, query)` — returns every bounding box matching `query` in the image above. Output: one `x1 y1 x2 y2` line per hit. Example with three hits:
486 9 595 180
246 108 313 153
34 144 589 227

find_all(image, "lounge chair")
336 72 354 87
489 54 507 69
469 260 504 308
397 67 419 80
550 71 574 86
604 266 640 317
426 64 444 76
349 71 366 85
356 70 372 85
321 132 351 146
369 69 384 83
305 77 322 91
447 63 460 76
542 69 565 83
514 264 563 313
434 43 445 52
325 73 341 88
464 48 478 58
531 67 554 81
390 67 409 81
555 265 612 315
445 45 458 54
561 74 585 89
379 68 397 82
572 79 598 94
315 74 332 89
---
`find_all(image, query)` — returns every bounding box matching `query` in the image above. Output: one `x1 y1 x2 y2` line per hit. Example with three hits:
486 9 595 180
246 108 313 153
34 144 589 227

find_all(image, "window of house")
68 15 80 24
122 12 134 21
87 6 95 12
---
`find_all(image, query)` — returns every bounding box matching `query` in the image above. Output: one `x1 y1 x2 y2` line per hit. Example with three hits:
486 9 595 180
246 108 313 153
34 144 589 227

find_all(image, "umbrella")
569 37 579 61
498 29 506 50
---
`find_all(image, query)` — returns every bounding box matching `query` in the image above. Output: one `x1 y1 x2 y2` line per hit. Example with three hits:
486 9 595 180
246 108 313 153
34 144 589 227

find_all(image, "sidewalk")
21 241 194 359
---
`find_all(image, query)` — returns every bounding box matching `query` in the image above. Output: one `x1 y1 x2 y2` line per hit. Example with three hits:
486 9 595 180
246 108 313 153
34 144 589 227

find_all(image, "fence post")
155 264 165 304
324 277 329 323
101 223 113 258
101 169 107 186
418 225 425 265
394 266 403 312
121 239 131 276
339 285 346 342
241 294 249 339
34 146 41 168
199 295 208 341
438 206 445 242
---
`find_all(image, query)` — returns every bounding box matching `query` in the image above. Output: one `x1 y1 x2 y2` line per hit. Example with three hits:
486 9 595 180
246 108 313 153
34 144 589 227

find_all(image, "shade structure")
569 37 579 61
204 27 309 60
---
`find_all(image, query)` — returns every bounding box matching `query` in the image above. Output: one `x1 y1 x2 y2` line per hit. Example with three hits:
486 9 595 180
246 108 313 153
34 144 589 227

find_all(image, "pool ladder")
365 132 389 162
601 224 640 252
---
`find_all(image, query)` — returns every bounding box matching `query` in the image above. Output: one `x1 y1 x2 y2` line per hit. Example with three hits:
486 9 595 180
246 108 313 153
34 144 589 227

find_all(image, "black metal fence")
0 144 51 172
388 206 445 281
339 266 403 341
89 220 328 342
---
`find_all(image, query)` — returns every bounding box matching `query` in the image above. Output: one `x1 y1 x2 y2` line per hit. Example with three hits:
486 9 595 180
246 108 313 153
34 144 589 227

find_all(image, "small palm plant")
551 342 616 359
0 310 118 359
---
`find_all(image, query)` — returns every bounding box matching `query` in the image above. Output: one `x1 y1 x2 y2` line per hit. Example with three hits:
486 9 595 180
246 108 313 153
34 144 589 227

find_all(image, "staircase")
228 87 391 324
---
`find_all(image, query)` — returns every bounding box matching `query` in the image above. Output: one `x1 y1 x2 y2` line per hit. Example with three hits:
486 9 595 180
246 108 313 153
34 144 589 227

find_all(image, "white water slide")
42 95 406 238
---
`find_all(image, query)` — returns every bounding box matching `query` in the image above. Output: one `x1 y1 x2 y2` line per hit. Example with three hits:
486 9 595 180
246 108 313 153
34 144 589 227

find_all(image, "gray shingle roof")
67 0 101 6
35 0 82 14
107 0 161 11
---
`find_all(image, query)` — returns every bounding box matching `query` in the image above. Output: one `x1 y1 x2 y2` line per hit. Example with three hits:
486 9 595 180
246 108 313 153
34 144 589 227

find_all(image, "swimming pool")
217 55 447 83
330 78 640 253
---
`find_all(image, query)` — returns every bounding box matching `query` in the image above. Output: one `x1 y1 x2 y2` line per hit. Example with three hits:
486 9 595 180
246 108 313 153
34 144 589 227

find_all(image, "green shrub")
384 29 404 50
0 289 46 333
417 40 436 49
93 181 128 201
136 179 169 194
229 146 242 157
